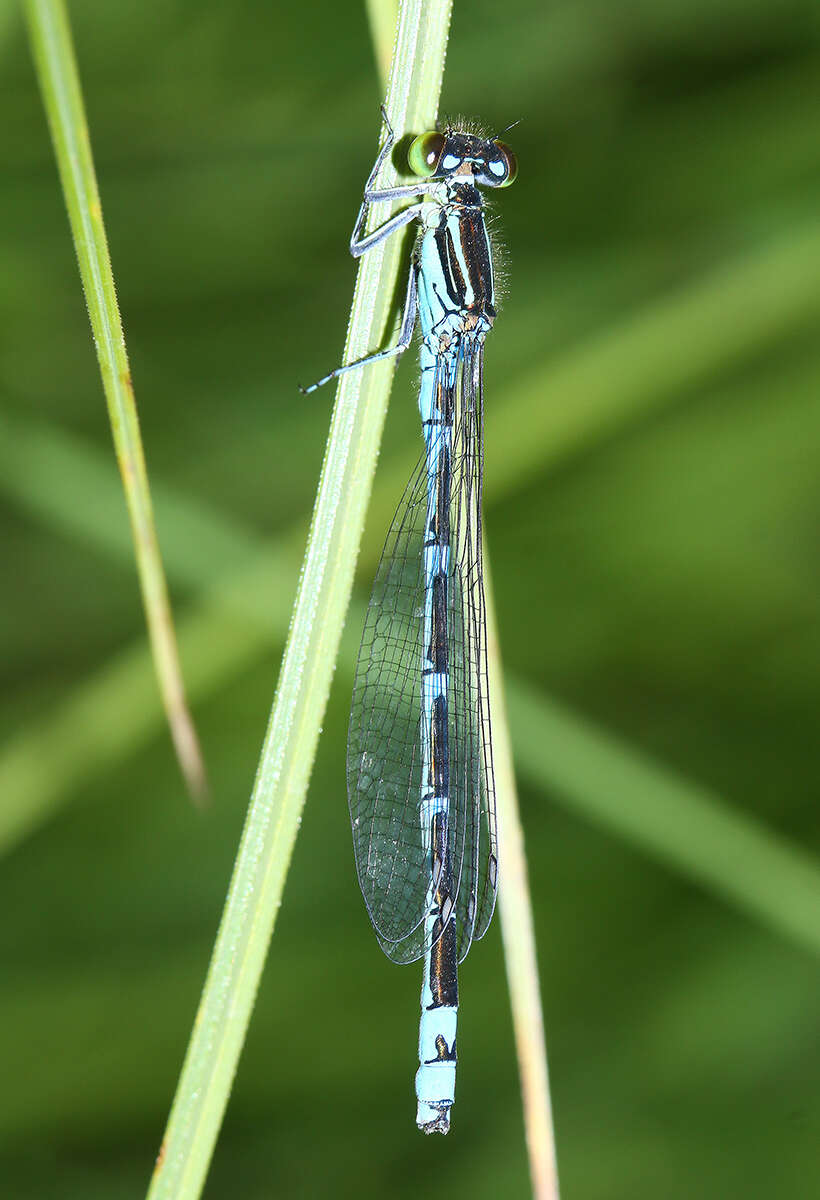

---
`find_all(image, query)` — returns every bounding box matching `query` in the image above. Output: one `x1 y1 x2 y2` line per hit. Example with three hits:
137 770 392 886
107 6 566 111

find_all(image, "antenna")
492 119 521 141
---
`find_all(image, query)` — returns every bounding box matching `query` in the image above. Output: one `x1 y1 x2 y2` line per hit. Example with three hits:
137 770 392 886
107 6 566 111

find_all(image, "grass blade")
489 223 820 502
365 0 396 84
23 0 206 799
486 558 560 1199
146 2 453 1195
508 678 820 955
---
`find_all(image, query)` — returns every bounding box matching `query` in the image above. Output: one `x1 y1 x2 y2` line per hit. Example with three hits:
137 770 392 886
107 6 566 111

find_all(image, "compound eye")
491 141 518 187
408 131 446 177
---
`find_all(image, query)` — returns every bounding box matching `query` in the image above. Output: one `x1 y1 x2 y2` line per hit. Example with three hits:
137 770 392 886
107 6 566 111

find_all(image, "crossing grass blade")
507 679 820 956
145 2 454 1195
23 0 206 800
3 406 820 963
485 557 560 1199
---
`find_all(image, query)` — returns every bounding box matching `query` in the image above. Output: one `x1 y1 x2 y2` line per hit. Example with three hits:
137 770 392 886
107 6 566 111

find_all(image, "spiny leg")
299 264 418 394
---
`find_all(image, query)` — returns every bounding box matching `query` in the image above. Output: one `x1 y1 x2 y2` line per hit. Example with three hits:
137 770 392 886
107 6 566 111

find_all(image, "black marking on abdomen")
426 442 451 546
429 694 449 797
428 811 458 1009
428 920 458 1011
433 369 454 425
428 572 448 673
426 1031 457 1064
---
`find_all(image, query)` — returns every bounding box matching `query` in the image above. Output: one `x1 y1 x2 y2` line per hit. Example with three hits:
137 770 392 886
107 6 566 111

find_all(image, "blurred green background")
3 0 820 1196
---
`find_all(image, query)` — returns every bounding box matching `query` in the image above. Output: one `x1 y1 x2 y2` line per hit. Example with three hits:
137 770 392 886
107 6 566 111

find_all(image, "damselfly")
304 109 517 1134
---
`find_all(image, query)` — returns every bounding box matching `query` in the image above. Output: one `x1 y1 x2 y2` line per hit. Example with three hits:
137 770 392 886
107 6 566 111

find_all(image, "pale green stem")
364 0 397 83
486 556 560 1199
146 2 453 1196
23 0 206 799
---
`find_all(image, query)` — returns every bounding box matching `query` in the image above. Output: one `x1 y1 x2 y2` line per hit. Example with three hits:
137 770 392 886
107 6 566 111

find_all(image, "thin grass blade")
485 557 560 1199
23 0 206 799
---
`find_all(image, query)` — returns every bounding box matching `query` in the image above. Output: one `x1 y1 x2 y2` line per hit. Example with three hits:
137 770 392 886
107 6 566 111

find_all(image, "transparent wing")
450 343 498 950
346 343 498 965
347 451 432 963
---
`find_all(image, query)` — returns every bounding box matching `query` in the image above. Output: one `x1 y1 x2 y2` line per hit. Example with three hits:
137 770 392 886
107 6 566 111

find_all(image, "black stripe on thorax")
433 202 495 317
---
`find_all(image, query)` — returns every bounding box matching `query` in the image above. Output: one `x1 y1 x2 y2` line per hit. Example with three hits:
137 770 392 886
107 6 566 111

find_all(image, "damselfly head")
408 128 517 189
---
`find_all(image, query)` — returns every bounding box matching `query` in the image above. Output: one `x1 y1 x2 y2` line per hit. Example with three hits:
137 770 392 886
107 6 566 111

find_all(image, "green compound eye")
494 141 518 188
408 131 446 177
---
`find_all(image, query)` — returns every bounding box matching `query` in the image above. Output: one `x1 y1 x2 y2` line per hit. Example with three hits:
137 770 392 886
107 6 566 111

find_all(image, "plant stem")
486 556 561 1199
23 0 206 800
146 2 453 1196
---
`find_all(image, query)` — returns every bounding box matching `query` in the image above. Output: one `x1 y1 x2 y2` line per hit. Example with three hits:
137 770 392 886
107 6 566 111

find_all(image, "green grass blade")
0 555 287 850
23 0 206 799
364 0 396 84
486 558 560 1199
507 679 820 955
489 222 820 502
146 2 453 1196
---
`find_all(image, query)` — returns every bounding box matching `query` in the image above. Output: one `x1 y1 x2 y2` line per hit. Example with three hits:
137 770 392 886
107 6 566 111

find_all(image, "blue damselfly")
304 109 517 1134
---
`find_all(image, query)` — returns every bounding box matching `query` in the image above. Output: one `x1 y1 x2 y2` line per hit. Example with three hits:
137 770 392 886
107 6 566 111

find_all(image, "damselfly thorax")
417 182 496 352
